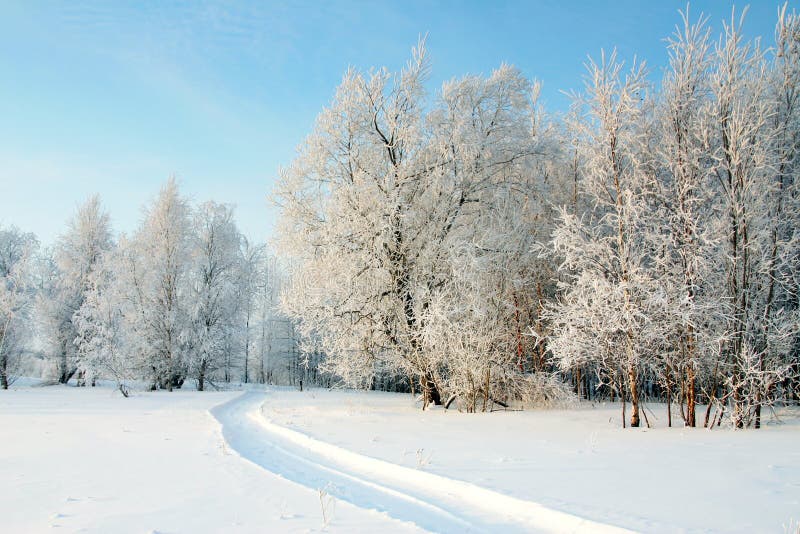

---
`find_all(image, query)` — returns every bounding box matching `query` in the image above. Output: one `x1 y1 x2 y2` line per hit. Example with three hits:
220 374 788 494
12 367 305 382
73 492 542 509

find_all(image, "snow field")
2 383 799 533
0 385 422 533
256 388 800 533
213 390 630 533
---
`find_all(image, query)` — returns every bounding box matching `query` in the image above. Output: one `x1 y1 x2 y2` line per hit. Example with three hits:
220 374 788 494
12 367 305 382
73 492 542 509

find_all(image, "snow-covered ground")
0 383 421 533
252 389 800 533
2 382 799 533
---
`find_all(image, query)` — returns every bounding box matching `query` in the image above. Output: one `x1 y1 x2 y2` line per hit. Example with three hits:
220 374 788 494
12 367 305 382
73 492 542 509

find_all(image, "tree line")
275 7 800 427
0 181 319 394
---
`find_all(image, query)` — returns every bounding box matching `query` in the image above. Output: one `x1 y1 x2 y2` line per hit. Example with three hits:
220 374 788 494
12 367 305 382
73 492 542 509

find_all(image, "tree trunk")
1 352 8 389
703 398 713 428
243 313 250 384
686 361 696 428
628 365 640 428
732 378 744 429
198 360 207 392
482 367 490 412
666 384 672 428
513 292 524 372
621 388 627 429
58 343 69 384
423 372 442 407
682 319 697 427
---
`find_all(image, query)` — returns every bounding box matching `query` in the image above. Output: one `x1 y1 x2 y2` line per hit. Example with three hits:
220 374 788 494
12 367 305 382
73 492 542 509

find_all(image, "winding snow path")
211 391 634 534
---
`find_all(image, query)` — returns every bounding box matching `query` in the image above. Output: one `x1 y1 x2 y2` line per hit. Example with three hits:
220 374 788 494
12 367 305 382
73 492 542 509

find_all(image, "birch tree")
548 51 656 427
759 4 800 418
707 10 794 428
648 10 726 427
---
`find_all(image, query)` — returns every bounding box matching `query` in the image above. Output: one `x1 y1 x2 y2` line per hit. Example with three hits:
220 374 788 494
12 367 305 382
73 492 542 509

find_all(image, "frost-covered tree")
0 227 38 389
548 52 657 427
237 238 265 384
648 10 724 427
706 10 798 428
188 201 243 390
118 178 195 390
418 136 571 410
757 4 800 421
547 7 800 428
71 183 284 392
276 42 544 407
276 43 438 399
40 196 112 384
73 246 133 394
253 260 277 385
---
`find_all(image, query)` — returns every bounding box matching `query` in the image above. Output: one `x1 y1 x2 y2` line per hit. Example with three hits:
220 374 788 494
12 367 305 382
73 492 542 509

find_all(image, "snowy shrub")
515 372 578 409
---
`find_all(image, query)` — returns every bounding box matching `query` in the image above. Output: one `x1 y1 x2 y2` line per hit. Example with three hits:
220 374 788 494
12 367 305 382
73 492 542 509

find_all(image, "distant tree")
254 253 286 385
0 226 38 389
122 178 194 390
236 238 265 384
74 246 133 394
40 196 112 384
188 201 243 391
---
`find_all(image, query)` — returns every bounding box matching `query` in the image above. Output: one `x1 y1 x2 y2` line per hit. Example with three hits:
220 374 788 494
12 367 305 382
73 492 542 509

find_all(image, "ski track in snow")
210 390 634 534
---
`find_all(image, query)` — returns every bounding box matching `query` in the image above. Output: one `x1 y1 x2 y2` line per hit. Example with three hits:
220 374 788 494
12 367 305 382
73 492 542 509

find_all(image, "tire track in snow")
211 391 634 534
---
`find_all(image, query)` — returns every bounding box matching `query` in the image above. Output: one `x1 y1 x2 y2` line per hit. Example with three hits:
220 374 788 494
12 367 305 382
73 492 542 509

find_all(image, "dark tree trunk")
59 364 77 385
666 384 672 428
198 360 207 392
628 366 640 428
243 313 250 384
686 361 696 427
703 399 714 428
1 354 8 389
423 372 442 407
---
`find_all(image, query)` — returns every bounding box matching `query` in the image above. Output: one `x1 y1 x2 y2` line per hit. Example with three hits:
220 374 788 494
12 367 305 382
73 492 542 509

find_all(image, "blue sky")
0 0 789 246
